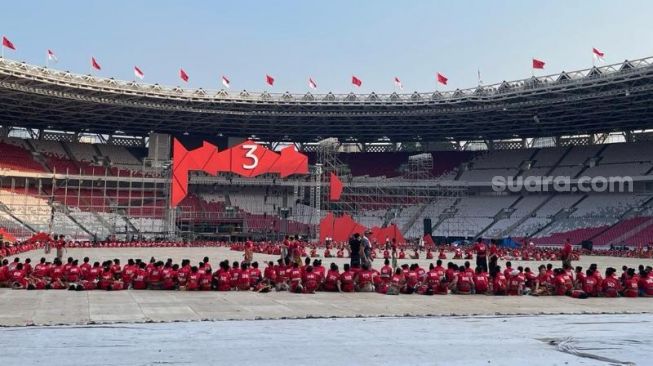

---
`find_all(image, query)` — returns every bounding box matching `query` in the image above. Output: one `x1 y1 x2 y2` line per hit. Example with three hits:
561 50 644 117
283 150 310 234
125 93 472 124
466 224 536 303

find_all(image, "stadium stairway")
588 196 653 245
23 139 52 173
431 198 461 233
47 201 94 238
573 144 609 179
543 146 573 176
499 194 556 238
477 195 525 239
527 194 589 239
0 202 36 234
401 202 429 233
513 150 540 177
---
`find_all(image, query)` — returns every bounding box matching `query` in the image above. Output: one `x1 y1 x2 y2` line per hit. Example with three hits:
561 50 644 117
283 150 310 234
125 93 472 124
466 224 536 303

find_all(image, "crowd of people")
0 236 652 298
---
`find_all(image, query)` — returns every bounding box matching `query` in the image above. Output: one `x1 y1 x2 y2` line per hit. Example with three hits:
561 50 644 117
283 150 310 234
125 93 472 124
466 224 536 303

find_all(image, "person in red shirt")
148 261 164 289
238 262 251 291
199 268 212 290
451 264 474 295
249 262 262 288
581 269 599 297
229 261 241 290
324 247 332 258
32 258 49 279
302 266 319 293
338 264 355 293
131 262 149 290
80 257 91 278
404 264 419 294
524 267 537 291
98 264 115 290
263 261 277 286
398 249 406 259
323 263 340 292
473 238 488 272
111 259 122 280
10 263 28 289
0 259 10 287
186 266 201 291
201 257 212 273
561 239 573 269
552 269 569 296
162 263 178 290
473 267 489 294
215 261 232 291
387 268 405 295
379 259 393 284
121 259 137 289
491 266 508 295
288 262 303 293
503 261 513 281
639 269 653 297
355 263 374 292
622 268 639 298
438 248 447 260
66 260 82 283
507 269 524 296
431 260 448 295
23 258 33 276
601 268 621 297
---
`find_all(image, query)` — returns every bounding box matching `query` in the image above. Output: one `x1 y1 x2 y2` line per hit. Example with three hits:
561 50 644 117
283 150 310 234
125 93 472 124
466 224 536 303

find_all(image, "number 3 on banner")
242 144 259 170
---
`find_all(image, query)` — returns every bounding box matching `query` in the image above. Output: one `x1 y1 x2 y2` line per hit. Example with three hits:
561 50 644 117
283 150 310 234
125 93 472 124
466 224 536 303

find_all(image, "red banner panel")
171 138 309 207
319 212 405 244
329 172 343 201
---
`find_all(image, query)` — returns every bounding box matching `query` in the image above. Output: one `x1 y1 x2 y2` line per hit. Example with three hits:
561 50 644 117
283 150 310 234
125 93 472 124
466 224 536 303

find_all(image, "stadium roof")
1 56 653 142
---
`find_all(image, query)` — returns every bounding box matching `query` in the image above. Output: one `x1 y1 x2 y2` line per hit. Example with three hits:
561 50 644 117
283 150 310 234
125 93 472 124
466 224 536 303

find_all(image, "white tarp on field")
0 314 650 365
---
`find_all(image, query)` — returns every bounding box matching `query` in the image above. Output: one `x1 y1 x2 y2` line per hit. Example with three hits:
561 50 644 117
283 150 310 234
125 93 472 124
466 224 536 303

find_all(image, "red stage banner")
329 172 343 201
171 138 309 207
319 212 405 244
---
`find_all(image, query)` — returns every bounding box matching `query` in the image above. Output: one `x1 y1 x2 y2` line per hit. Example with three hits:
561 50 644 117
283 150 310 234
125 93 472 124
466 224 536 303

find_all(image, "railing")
1 56 651 104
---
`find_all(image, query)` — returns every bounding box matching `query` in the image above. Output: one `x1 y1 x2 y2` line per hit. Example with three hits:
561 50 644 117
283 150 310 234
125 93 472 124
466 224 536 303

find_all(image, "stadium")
2 55 653 247
1 2 653 365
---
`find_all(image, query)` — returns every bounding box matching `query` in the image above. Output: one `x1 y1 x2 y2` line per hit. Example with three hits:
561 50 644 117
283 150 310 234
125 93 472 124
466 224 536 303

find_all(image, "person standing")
561 238 573 269
473 238 488 272
361 231 372 267
488 240 499 274
349 233 362 268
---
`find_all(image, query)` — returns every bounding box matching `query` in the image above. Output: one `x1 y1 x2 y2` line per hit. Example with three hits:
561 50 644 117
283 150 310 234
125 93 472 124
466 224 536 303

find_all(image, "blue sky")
2 0 653 93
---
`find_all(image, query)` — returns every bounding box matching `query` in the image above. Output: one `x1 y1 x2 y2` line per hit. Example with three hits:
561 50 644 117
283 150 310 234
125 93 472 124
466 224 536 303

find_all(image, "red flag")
351 75 362 87
91 57 101 70
134 66 144 80
592 47 604 58
329 172 343 201
2 36 15 50
532 58 545 69
436 72 448 85
47 49 58 62
180 68 189 82
394 76 403 89
592 47 605 62
266 74 275 86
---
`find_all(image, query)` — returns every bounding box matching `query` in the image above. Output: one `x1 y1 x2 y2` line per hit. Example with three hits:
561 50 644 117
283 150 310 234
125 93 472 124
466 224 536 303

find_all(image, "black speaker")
423 217 432 235
581 240 593 251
